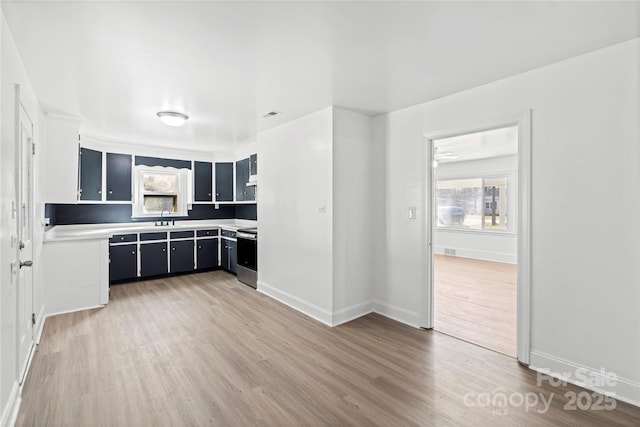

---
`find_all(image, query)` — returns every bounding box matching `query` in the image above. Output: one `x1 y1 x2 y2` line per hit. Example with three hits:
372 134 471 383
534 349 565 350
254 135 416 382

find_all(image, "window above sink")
132 166 192 218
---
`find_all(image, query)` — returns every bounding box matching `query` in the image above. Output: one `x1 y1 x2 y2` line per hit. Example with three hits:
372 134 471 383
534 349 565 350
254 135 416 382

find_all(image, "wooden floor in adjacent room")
434 254 517 357
18 270 640 426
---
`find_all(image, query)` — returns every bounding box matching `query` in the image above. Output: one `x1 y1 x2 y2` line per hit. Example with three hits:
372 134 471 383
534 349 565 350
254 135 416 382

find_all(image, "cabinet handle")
120 237 125 241
172 247 176 251
108 190 113 194
98 190 102 194
162 248 166 252
216 193 219 196
198 245 202 249
208 193 211 196
131 251 135 255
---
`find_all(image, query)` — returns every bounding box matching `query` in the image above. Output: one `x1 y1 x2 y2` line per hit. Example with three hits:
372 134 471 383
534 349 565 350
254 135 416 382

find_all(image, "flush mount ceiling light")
157 111 189 127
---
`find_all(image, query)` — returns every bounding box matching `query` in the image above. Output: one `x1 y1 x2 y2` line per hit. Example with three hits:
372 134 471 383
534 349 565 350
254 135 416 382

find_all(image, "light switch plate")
408 206 417 219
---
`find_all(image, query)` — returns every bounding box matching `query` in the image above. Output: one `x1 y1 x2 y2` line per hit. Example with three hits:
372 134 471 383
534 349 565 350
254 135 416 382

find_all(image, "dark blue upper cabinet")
194 161 213 202
235 158 252 201
250 153 257 176
215 162 233 202
235 159 245 201
106 153 132 201
79 147 102 201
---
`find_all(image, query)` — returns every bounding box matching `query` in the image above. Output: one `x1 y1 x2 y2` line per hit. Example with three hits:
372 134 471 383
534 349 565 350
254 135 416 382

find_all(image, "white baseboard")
257 280 423 330
257 281 333 326
332 301 374 326
372 300 421 328
434 246 517 264
0 382 20 427
44 304 105 319
530 350 640 407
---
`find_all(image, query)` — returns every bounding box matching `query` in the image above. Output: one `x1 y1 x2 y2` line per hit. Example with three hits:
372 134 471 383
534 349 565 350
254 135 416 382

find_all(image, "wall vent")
444 248 457 256
262 111 281 118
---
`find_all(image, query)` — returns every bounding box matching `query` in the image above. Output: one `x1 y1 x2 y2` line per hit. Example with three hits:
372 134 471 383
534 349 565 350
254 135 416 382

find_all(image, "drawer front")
109 233 137 244
196 229 219 237
221 229 236 238
170 230 195 239
140 232 167 241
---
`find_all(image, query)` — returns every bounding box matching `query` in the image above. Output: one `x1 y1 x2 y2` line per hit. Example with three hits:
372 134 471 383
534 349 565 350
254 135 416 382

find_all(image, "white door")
16 90 35 384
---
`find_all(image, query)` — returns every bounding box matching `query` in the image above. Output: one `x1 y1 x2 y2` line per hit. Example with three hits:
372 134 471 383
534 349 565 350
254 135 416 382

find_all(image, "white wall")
374 38 640 404
257 106 377 326
43 115 80 204
332 107 374 324
257 107 334 323
434 154 517 264
0 12 44 426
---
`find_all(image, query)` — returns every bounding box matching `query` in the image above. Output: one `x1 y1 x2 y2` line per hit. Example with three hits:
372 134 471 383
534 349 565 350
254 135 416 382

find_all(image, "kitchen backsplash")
45 203 257 226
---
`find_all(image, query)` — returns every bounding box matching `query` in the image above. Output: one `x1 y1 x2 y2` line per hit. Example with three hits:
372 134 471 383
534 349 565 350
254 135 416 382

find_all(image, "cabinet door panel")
235 159 246 201
196 239 218 270
106 153 132 201
221 240 230 270
194 161 213 202
170 240 195 273
250 153 257 176
246 183 255 201
140 242 168 277
109 244 137 282
229 240 237 274
215 163 233 202
79 147 102 201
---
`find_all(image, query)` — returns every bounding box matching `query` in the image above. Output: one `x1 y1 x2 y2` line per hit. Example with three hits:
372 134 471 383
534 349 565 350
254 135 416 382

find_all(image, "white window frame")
435 173 515 234
132 165 192 218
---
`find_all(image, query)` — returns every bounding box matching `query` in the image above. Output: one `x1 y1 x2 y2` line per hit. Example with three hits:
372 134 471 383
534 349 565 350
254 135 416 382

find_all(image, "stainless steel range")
236 228 257 288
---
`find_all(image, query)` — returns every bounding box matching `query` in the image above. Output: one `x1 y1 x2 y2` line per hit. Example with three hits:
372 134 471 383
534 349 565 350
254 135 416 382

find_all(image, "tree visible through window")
436 177 509 230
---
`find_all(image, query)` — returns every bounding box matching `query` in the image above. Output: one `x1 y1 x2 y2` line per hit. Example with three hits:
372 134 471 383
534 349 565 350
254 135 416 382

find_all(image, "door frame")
420 111 532 364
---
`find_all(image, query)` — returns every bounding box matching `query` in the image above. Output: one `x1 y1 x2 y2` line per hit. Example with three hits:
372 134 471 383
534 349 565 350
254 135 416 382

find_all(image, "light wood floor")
434 254 517 357
18 271 640 426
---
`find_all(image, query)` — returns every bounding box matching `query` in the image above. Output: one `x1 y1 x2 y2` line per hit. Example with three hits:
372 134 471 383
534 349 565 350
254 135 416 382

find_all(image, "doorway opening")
422 115 531 363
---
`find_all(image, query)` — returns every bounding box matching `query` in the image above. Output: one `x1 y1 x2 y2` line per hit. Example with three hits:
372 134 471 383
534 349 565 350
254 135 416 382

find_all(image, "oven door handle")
236 232 257 240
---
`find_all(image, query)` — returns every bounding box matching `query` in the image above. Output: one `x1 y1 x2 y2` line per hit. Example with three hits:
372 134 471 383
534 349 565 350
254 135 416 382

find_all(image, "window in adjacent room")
436 175 510 231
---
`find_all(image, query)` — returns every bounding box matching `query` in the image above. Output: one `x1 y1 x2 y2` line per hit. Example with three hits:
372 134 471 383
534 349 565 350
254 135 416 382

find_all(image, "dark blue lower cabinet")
170 240 195 273
221 240 237 274
229 240 237 274
196 239 218 270
140 242 168 277
109 244 137 282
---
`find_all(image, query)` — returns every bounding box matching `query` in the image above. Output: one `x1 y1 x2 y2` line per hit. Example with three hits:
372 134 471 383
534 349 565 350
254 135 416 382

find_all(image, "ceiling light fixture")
157 111 189 127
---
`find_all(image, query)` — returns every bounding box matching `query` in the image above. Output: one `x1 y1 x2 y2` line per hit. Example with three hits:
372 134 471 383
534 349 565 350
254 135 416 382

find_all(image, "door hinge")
32 142 36 155
31 313 36 326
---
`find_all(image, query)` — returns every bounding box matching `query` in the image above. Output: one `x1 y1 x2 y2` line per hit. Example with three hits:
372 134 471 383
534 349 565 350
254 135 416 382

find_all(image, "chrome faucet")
157 208 171 226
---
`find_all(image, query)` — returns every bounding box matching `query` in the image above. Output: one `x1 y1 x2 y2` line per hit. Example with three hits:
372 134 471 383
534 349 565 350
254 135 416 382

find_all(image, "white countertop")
44 219 257 242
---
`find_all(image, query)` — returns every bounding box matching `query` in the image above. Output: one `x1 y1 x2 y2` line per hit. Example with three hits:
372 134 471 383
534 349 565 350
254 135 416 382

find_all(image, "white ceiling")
3 1 639 152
